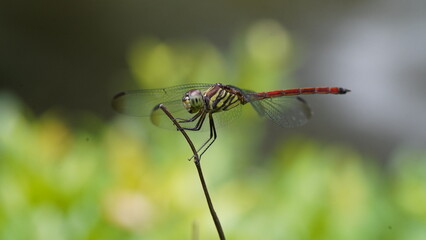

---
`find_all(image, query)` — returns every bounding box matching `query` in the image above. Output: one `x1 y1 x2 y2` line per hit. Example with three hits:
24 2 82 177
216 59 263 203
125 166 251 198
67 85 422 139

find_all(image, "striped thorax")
182 83 246 114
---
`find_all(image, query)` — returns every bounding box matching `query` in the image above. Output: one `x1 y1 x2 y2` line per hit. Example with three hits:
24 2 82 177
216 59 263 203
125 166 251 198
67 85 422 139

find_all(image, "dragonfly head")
182 89 204 113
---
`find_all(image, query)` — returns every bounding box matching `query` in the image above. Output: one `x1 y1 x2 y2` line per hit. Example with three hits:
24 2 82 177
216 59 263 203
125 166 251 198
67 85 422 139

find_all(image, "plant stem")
158 104 226 240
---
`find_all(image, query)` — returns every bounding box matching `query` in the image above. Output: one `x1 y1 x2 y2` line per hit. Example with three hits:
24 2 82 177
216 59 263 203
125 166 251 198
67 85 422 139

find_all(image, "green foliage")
1 20 425 239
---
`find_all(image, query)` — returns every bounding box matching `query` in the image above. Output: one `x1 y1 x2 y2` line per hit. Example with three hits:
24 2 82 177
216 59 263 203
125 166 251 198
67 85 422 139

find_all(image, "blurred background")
1 0 425 239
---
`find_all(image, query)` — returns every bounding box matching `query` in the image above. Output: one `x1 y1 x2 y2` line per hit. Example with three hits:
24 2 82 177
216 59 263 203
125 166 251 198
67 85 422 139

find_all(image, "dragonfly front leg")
176 111 202 124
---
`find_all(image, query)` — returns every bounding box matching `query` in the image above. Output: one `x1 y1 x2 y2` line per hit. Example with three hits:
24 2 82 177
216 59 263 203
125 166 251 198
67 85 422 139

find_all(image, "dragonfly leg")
186 112 216 161
191 113 217 159
184 112 209 161
176 111 202 124
199 113 217 157
182 111 207 131
173 110 216 160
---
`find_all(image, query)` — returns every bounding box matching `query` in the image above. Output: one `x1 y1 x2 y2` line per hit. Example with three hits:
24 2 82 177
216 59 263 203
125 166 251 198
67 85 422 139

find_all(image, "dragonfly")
112 83 350 158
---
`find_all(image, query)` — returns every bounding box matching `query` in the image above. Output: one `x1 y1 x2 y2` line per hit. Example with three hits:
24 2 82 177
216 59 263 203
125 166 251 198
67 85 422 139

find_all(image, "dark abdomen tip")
339 88 351 94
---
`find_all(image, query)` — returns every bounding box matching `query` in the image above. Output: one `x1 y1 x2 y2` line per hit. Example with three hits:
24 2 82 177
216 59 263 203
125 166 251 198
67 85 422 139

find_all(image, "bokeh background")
1 0 426 239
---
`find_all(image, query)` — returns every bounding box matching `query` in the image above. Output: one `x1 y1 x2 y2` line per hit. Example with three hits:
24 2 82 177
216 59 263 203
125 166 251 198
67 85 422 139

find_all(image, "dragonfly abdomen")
253 87 350 99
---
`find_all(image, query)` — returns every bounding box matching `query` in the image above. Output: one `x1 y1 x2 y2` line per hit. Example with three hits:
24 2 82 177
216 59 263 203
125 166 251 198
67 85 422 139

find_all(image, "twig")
158 104 226 240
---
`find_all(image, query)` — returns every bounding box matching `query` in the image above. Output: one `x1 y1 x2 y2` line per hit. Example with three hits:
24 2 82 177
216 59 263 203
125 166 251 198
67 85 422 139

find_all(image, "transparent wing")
245 93 312 128
213 105 242 128
150 100 242 130
111 83 213 116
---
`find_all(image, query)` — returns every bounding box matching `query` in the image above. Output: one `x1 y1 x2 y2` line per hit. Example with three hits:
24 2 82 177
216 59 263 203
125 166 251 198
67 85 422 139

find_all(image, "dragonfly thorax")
182 89 205 113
